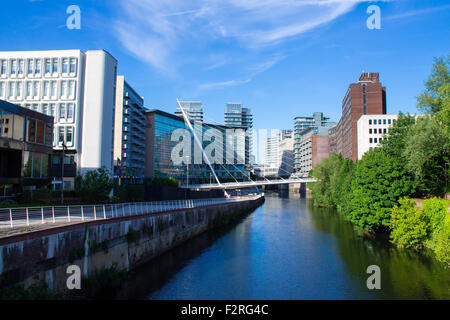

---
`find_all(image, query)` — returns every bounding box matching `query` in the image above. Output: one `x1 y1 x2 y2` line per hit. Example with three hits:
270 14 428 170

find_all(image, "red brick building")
329 72 386 162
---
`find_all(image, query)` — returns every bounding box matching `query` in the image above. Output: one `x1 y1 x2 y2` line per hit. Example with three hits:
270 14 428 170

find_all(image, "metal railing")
0 194 263 229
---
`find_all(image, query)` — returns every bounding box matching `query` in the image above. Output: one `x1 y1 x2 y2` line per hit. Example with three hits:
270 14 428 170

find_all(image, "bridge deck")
180 178 316 190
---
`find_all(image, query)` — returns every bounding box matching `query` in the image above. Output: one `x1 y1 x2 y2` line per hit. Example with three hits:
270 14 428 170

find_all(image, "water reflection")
120 193 449 300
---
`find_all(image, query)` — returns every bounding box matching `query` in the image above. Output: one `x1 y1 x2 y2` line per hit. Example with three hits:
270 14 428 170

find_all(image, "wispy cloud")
114 0 390 76
198 78 251 90
385 4 450 21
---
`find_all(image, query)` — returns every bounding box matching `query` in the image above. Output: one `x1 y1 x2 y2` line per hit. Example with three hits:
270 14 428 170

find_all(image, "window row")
369 128 388 134
0 57 77 77
368 118 396 125
369 137 383 144
0 80 77 100
18 103 75 122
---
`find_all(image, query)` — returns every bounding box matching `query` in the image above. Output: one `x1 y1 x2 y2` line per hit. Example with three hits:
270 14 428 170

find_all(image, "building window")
27 59 33 74
49 103 56 116
1 60 7 75
66 126 73 144
18 59 24 75
383 128 387 134
51 81 57 98
369 128 372 134
369 119 372 125
378 119 381 124
62 58 68 73
369 138 373 143
373 128 377 134
42 103 48 115
26 81 32 98
10 59 17 75
52 58 58 74
43 81 50 98
383 119 386 124
9 82 15 98
0 82 5 97
67 103 74 120
61 80 68 98
374 138 378 143
388 119 391 125
35 59 41 74
45 58 51 74
69 58 76 73
68 80 75 99
16 81 22 98
59 103 66 120
33 81 40 98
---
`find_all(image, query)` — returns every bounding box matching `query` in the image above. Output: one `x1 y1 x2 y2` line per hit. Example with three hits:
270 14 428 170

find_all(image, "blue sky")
1 0 449 132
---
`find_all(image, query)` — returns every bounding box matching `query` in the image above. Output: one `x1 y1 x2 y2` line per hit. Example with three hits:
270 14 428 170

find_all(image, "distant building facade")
357 114 400 159
329 72 387 162
0 100 53 192
114 76 147 183
175 101 203 123
297 126 330 177
294 112 335 173
224 102 253 169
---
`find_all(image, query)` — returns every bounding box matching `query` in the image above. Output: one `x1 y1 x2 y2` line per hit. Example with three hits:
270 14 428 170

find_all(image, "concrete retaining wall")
0 196 264 291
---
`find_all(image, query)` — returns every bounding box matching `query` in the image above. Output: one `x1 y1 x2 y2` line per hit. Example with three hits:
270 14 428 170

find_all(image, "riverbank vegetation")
308 56 450 265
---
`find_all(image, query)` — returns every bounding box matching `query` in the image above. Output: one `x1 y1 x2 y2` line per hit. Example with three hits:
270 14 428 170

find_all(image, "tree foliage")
417 55 450 130
390 198 428 250
402 115 449 196
78 167 113 202
308 153 355 208
345 148 416 232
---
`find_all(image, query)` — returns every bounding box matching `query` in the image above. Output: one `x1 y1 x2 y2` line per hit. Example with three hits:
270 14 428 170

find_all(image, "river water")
121 193 450 300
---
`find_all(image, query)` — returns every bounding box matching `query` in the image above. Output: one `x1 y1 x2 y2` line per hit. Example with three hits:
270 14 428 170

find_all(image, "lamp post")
185 155 190 187
60 140 67 205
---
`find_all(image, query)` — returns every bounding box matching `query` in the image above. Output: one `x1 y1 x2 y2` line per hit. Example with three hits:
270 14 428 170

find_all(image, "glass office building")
145 110 248 184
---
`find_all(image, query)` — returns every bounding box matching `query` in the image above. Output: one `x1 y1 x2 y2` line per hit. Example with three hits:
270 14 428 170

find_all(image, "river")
120 193 450 300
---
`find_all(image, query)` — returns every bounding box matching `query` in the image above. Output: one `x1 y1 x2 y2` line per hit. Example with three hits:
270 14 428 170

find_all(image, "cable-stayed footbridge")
176 100 316 191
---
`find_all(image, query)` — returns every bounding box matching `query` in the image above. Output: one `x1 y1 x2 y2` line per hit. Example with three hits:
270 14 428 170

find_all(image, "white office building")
357 114 399 159
0 49 118 188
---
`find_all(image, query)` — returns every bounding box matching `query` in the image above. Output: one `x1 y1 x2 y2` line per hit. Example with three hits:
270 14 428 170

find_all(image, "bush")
431 215 450 265
422 197 449 233
78 167 113 203
390 198 428 250
151 176 178 187
345 148 416 232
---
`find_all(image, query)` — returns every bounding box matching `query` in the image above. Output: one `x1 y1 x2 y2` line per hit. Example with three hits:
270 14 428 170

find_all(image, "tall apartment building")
329 72 386 162
357 114 401 159
114 76 147 183
263 131 294 177
293 112 335 172
0 50 118 188
175 101 203 122
264 133 280 177
224 103 253 168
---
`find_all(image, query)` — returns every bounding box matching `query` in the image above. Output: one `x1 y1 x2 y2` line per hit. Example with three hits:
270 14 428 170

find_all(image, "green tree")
79 167 113 202
402 115 449 196
380 113 416 161
389 198 428 250
308 153 345 207
345 148 416 232
417 55 450 129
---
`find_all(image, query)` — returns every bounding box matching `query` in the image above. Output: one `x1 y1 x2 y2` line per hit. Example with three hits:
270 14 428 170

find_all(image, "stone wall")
0 196 264 291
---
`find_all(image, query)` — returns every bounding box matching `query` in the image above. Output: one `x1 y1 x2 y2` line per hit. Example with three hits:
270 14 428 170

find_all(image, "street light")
185 155 190 187
60 139 67 205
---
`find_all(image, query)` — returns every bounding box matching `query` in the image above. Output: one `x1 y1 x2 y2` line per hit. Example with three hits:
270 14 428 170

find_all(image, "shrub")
390 198 428 250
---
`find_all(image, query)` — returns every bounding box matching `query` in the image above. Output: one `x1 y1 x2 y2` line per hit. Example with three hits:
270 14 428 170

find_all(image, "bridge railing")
0 194 263 229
